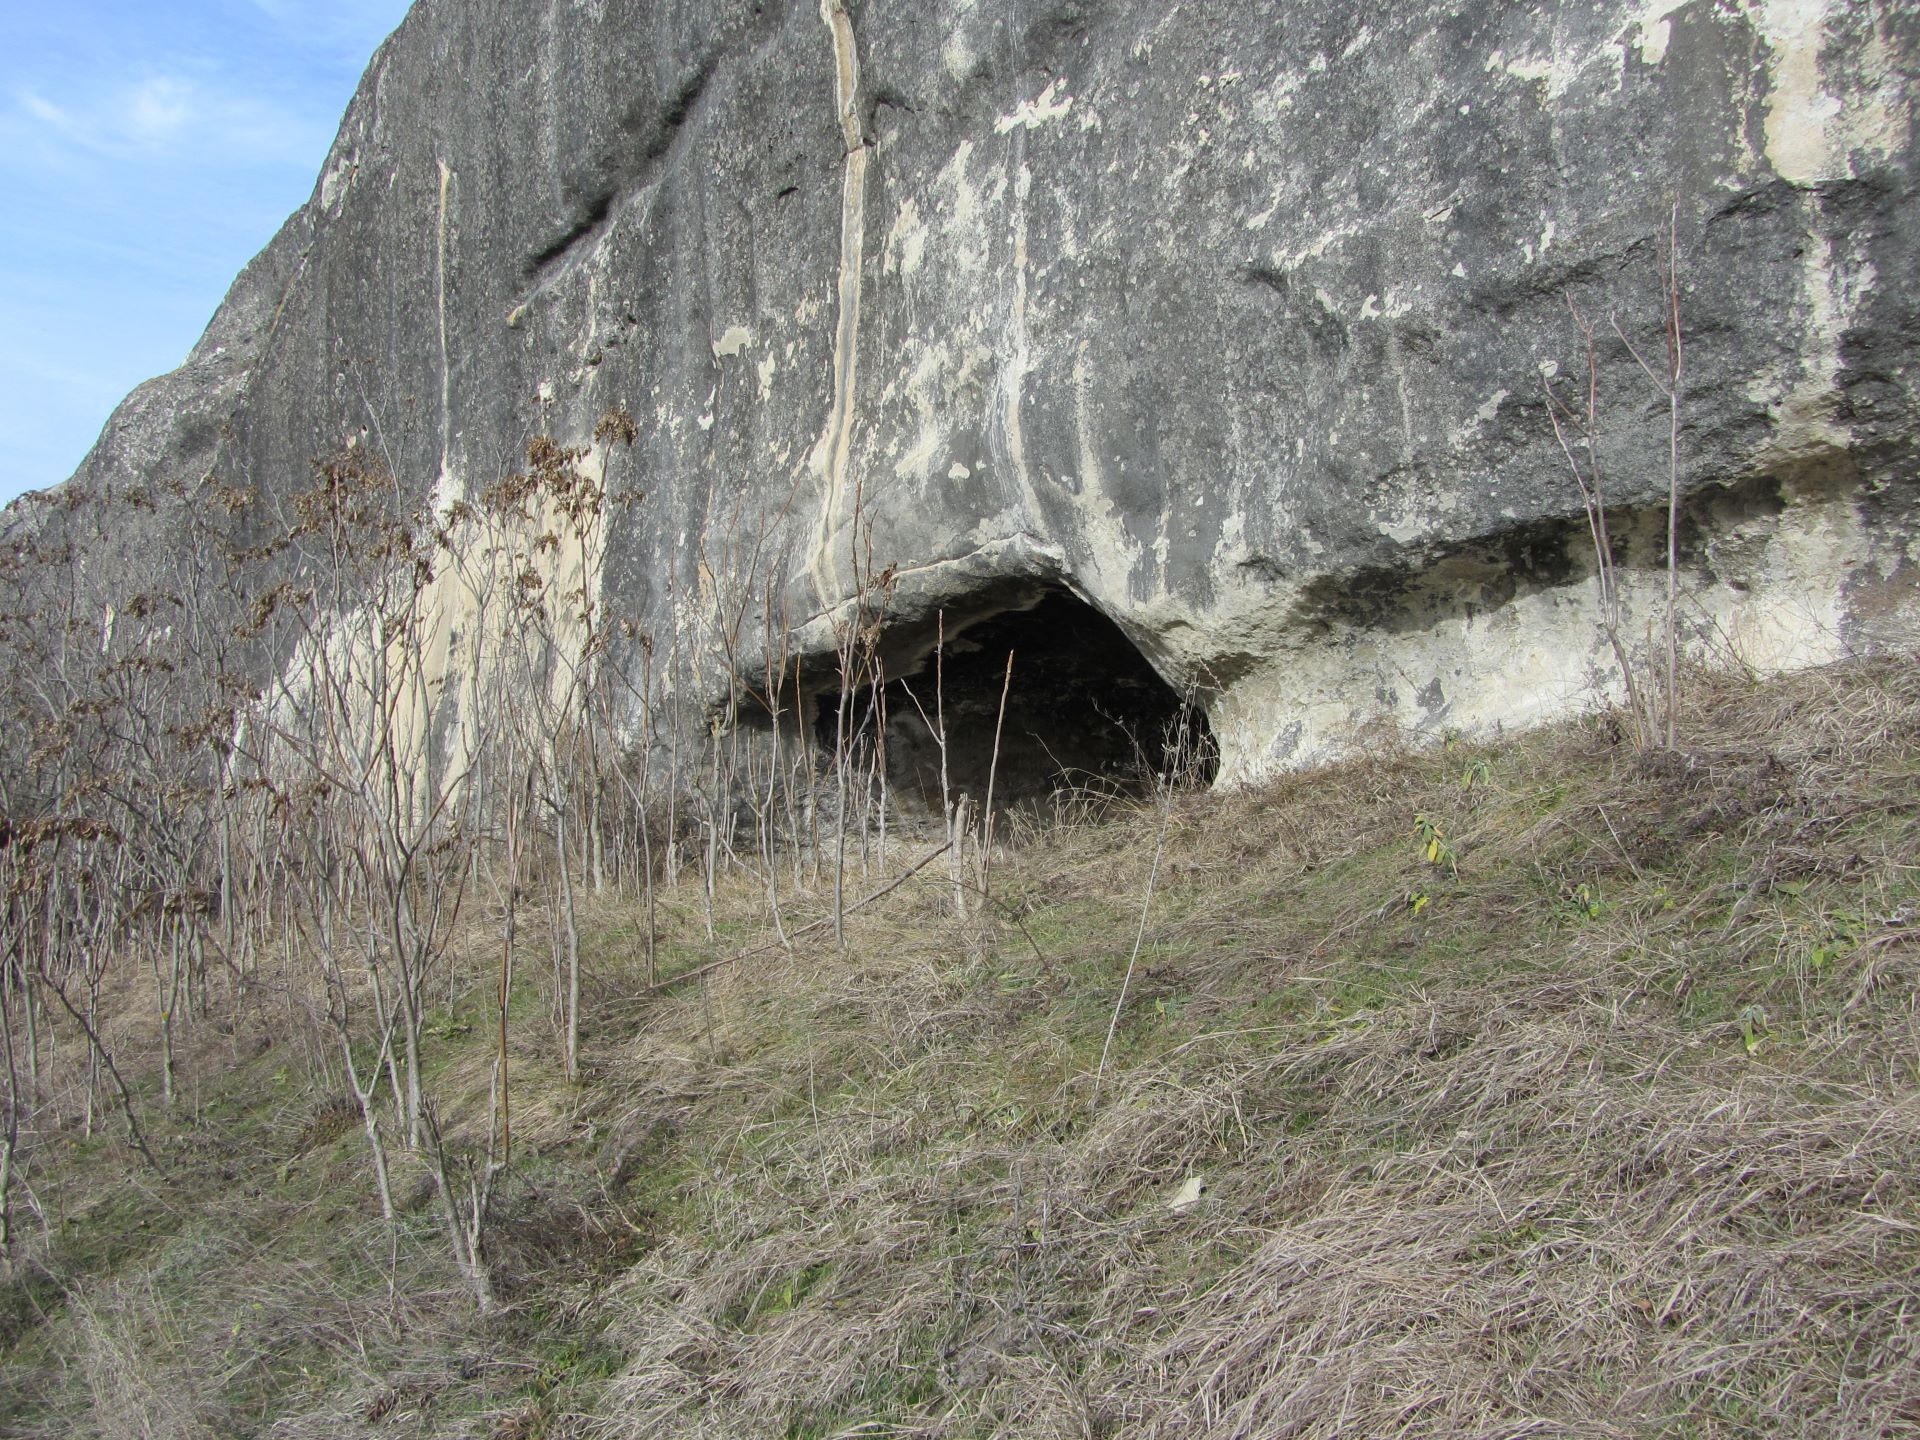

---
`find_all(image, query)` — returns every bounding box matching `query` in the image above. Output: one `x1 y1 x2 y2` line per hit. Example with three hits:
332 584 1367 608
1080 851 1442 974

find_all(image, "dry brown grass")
5 656 1918 1439
566 656 1920 1440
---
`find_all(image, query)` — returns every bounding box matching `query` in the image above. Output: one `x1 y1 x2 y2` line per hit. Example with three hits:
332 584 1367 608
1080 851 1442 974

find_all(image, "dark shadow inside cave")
812 589 1217 812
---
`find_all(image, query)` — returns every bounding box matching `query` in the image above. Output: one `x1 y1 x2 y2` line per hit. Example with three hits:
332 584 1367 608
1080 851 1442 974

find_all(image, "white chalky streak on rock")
1754 234 1857 472
1746 0 1906 186
1203 493 1891 784
940 5 977 84
434 158 455 507
1755 0 1841 184
999 163 1037 512
1737 1 1895 476
320 149 357 212
995 79 1074 133
1060 340 1151 599
808 0 868 608
1630 0 1694 65
1492 50 1556 91
1072 343 1104 507
884 197 926 277
268 444 612 818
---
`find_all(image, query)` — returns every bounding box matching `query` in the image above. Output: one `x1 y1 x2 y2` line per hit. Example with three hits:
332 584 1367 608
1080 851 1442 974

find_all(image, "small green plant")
1565 882 1604 922
1459 758 1491 791
758 1263 833 1324
531 1341 585 1394
1737 1003 1770 1057
1413 815 1457 876
1407 889 1432 918
1808 910 1865 972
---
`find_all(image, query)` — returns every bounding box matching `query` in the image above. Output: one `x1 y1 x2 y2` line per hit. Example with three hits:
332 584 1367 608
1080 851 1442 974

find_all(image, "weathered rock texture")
14 0 1920 782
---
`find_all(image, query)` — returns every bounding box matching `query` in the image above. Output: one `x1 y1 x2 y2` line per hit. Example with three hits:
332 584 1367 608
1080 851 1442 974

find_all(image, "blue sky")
0 0 415 505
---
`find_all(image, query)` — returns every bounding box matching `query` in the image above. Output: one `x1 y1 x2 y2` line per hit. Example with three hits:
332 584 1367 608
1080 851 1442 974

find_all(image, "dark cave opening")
812 589 1217 811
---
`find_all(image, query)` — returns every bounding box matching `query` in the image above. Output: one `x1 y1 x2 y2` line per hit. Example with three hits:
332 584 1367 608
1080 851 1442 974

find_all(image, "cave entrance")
812 589 1217 813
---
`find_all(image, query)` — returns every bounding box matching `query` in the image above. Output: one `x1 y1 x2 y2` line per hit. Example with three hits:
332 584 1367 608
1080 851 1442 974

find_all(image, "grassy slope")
3 657 1917 1438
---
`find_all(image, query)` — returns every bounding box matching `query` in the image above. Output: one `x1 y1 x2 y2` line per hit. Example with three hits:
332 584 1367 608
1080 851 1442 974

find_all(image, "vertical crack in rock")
434 158 456 502
993 156 1037 515
808 0 869 607
822 0 864 157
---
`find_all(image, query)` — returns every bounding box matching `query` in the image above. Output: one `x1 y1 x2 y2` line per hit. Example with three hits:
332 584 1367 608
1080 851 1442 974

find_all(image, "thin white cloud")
9 74 324 166
124 76 197 148
15 77 197 154
241 0 410 58
18 92 67 129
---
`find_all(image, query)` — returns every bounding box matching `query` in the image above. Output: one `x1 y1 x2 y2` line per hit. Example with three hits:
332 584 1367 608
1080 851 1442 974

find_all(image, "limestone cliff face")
18 0 1920 780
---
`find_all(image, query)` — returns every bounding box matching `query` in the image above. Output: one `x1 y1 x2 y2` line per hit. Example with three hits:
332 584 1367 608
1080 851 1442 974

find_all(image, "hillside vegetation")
1 654 1917 1438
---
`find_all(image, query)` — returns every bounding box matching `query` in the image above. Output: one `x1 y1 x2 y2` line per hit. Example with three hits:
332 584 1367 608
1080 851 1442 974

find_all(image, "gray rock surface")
13 0 1920 781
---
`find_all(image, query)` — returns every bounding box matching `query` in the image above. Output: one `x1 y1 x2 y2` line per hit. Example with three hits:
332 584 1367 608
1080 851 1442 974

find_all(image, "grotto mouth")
809 588 1218 813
